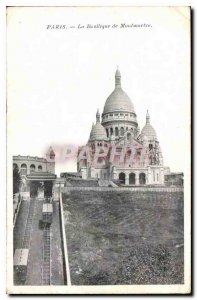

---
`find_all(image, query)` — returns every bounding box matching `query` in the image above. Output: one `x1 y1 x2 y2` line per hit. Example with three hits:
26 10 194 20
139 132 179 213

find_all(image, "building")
13 147 56 199
164 172 184 187
77 68 170 185
13 147 55 175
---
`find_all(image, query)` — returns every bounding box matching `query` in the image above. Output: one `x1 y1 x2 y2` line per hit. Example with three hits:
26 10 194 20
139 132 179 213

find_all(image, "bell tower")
46 146 55 173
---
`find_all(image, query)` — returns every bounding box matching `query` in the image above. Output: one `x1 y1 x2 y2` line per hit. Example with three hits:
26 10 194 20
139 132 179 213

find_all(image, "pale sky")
7 7 190 176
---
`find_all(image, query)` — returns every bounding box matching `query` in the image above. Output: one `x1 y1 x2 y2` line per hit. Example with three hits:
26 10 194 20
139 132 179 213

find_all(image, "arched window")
129 173 136 185
106 128 109 137
81 159 87 167
13 163 18 170
139 173 146 185
115 127 119 136
120 127 124 136
127 133 131 141
110 128 113 135
38 165 42 171
21 163 27 175
30 164 35 173
119 172 125 184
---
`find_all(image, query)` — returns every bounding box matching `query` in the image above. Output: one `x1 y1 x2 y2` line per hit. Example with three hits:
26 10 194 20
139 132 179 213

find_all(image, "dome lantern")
96 109 100 123
146 110 150 125
115 66 121 88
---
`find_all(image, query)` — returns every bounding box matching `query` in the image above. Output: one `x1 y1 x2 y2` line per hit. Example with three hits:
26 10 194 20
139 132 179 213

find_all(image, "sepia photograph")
6 6 191 294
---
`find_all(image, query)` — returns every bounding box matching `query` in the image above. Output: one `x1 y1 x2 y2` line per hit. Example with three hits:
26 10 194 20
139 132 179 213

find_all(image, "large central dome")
103 68 135 114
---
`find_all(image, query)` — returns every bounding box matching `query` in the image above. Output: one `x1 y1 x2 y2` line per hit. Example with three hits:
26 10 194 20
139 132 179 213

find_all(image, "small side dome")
89 123 107 141
141 124 157 139
140 110 157 140
89 110 107 142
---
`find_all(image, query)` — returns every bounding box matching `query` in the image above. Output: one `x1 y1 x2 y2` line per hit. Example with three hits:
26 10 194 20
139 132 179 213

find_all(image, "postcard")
7 6 191 294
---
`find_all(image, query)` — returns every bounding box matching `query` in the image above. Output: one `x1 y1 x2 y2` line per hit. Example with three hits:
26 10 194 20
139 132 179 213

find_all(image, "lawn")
62 190 184 285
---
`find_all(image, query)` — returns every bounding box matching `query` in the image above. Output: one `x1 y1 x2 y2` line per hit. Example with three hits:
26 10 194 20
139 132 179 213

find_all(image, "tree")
13 165 21 194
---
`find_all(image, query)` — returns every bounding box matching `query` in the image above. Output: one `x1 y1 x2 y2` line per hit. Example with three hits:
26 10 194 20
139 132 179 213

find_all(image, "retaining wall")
59 192 71 285
62 186 183 193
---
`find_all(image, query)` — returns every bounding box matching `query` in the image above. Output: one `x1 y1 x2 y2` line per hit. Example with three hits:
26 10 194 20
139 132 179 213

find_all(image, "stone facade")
13 147 56 199
77 69 170 185
13 147 55 176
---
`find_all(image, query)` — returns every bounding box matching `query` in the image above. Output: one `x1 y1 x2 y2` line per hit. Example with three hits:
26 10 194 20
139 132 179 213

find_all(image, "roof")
103 88 135 114
26 172 56 180
13 156 47 163
14 249 29 266
165 172 184 176
42 203 53 213
60 172 82 178
141 123 157 140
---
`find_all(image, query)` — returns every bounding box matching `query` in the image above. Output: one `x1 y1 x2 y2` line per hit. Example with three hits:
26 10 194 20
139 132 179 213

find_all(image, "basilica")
77 68 170 185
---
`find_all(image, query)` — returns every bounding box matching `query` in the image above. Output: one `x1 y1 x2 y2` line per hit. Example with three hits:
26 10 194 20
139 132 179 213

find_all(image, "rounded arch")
110 128 113 135
115 127 119 136
139 173 146 185
21 163 27 175
30 164 36 173
38 165 42 171
119 172 125 184
129 173 136 185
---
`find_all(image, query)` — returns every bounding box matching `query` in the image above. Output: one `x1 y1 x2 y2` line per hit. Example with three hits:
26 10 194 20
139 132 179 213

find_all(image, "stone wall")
62 186 183 193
